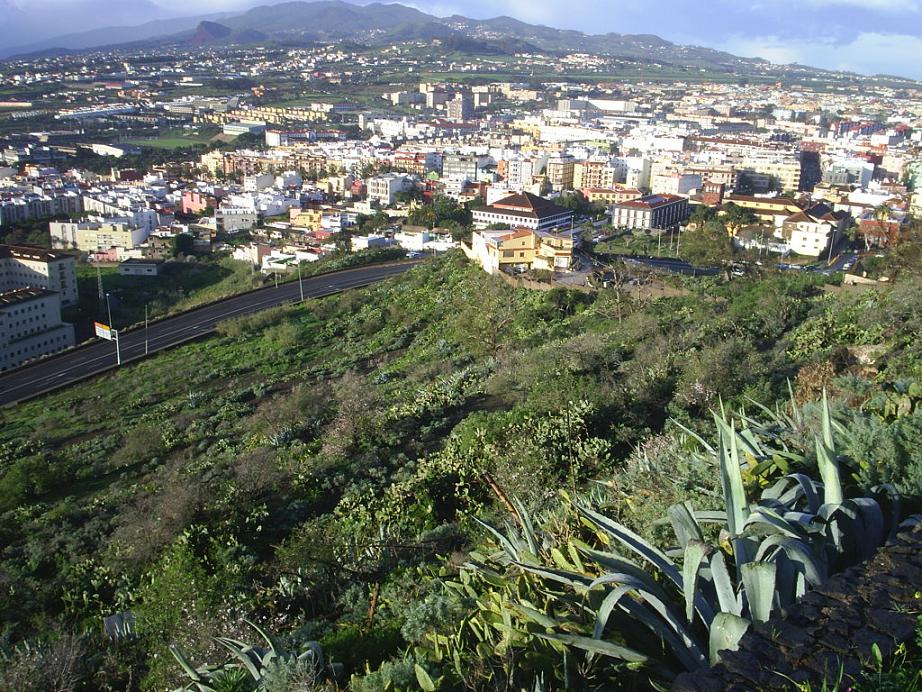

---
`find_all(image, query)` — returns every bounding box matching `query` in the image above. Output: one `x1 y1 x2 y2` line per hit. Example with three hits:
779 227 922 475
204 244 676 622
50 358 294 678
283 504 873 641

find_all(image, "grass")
125 127 220 149
66 258 261 341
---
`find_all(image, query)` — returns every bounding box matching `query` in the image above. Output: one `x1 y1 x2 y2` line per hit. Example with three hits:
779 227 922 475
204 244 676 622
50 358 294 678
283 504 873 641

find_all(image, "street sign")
95 322 114 341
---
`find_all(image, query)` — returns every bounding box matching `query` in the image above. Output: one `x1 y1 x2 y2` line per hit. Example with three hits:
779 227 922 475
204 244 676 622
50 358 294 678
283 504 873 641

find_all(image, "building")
118 258 164 276
0 288 75 372
573 159 624 190
611 194 690 231
49 220 150 252
367 174 413 206
216 207 260 233
0 245 78 306
545 155 576 192
472 192 574 232
581 187 644 205
468 228 574 274
780 204 848 257
180 191 216 215
446 94 474 121
442 155 481 183
223 121 267 136
651 172 701 196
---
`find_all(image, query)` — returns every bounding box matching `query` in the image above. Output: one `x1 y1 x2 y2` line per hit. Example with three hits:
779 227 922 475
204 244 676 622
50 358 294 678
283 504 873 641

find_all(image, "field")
125 126 220 149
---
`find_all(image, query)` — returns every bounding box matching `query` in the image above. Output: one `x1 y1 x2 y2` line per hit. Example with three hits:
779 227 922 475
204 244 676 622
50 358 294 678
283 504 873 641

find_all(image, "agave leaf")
691 510 728 524
821 390 835 452
785 473 822 513
671 419 716 456
243 618 281 658
473 517 521 562
682 541 709 624
715 419 750 539
709 612 750 665
212 638 262 681
815 438 844 506
709 552 741 617
169 646 215 690
534 632 651 664
740 562 776 624
667 502 705 548
591 579 708 670
576 506 684 591
744 507 807 540
849 498 884 559
754 534 826 586
512 496 540 557
512 561 594 592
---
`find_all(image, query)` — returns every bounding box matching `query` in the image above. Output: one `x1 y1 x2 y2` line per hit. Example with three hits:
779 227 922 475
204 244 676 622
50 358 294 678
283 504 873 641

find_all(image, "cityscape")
0 1 921 689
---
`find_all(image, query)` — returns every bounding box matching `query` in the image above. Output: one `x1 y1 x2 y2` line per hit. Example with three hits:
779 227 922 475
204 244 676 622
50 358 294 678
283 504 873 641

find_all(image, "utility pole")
105 292 121 366
297 261 304 302
144 303 149 356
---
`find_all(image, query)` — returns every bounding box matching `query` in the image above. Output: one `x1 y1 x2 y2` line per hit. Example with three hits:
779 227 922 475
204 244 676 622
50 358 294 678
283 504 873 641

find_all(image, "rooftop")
0 288 56 307
0 244 77 262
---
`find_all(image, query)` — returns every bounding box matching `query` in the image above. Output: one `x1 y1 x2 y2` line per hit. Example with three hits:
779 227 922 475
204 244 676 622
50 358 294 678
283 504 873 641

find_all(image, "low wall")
673 522 922 691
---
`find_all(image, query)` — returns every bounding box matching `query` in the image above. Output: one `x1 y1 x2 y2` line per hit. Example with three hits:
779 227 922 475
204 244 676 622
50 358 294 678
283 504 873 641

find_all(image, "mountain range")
0 0 911 82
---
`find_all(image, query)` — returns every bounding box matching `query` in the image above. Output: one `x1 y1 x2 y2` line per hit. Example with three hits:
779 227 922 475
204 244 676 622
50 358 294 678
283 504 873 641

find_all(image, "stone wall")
673 522 922 691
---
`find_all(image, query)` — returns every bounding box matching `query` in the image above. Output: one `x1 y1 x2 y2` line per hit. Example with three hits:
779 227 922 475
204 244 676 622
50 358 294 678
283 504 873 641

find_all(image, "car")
406 251 423 258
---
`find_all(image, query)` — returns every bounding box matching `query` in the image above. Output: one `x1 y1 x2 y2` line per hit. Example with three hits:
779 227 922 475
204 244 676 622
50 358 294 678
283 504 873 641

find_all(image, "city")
0 1 921 689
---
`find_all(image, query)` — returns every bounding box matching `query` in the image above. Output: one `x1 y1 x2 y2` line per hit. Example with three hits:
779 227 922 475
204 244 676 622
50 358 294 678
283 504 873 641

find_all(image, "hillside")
2 251 922 688
0 0 838 79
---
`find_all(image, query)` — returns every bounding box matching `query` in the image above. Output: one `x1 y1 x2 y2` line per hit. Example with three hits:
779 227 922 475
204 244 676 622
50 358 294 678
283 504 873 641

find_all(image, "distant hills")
0 0 914 82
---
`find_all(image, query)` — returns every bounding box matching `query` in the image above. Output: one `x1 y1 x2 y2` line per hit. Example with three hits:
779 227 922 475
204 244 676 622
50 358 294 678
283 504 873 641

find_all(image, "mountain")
0 11 236 58
1 0 908 80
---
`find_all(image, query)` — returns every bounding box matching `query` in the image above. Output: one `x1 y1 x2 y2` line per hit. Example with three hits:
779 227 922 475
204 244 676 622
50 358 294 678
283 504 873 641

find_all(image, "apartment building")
573 159 625 190
0 288 75 372
0 245 78 306
50 220 150 251
545 155 576 191
367 174 414 206
611 194 690 231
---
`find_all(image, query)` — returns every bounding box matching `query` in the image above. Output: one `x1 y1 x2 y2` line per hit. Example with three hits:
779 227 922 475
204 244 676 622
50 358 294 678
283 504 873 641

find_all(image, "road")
0 261 417 407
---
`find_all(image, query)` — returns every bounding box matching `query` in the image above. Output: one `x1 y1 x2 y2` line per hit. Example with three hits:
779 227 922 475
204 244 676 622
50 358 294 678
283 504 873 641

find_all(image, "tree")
688 205 717 229
680 219 733 268
171 233 195 257
720 202 757 235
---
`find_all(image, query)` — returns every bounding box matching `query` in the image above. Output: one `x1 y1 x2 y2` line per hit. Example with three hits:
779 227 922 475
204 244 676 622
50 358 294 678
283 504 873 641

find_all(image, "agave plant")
463 395 905 682
170 619 341 692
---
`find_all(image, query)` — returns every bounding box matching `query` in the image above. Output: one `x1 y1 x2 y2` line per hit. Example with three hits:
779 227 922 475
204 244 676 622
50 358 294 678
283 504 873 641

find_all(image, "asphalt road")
0 261 418 407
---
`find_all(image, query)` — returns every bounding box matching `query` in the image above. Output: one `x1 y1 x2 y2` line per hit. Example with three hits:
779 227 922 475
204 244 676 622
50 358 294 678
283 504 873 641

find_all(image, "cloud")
718 32 922 79
804 0 919 9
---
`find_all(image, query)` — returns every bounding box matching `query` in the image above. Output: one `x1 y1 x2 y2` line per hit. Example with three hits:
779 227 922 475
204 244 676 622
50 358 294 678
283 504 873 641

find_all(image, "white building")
243 173 275 192
0 245 78 306
351 234 393 251
0 288 75 372
367 174 414 206
779 204 848 257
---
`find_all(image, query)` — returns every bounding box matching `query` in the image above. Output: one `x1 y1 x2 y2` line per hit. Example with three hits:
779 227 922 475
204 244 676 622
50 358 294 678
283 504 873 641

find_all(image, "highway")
0 261 418 407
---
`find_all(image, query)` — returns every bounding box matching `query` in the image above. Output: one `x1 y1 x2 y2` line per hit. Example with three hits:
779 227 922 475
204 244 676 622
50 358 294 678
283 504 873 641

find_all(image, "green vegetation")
2 250 922 689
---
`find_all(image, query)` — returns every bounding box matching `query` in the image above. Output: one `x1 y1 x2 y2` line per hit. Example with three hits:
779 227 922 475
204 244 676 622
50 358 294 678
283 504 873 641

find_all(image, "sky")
2 0 921 80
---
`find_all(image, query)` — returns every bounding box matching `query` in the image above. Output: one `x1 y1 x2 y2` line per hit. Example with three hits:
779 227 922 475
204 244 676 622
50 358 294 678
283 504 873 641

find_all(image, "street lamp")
297 261 304 302
105 292 121 366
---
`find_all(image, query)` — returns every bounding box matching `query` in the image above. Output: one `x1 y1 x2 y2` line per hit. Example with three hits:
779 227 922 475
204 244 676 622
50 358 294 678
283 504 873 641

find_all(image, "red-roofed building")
611 194 690 231
471 191 573 231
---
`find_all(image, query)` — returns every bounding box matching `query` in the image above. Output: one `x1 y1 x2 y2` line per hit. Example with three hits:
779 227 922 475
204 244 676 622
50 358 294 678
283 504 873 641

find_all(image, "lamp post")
105 292 121 366
297 261 304 302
